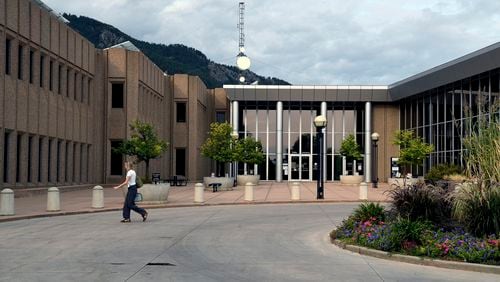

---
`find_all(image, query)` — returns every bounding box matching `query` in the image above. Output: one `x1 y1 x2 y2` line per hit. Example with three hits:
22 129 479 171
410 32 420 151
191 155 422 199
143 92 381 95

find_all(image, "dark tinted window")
176 102 186 122
112 83 124 108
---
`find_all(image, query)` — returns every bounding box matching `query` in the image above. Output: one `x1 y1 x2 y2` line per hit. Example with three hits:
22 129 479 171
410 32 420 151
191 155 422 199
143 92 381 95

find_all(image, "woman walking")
113 161 148 223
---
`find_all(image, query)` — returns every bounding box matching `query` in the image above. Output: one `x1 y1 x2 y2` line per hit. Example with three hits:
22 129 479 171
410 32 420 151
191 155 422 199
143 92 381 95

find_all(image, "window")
74 72 77 100
88 78 91 105
3 131 10 183
176 148 186 176
5 39 11 75
111 83 124 108
176 102 186 122
57 140 61 182
216 111 226 123
29 50 34 84
110 141 123 175
28 136 32 183
66 68 70 97
58 64 62 94
49 60 53 91
16 133 21 183
18 45 23 80
38 137 43 182
81 75 85 102
65 142 69 182
72 143 76 182
40 55 45 88
48 138 52 182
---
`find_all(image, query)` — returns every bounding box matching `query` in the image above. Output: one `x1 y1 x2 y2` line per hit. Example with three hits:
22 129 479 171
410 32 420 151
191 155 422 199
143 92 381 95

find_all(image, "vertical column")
276 101 283 182
364 102 372 183
321 102 327 181
232 101 239 178
428 102 433 167
229 101 233 177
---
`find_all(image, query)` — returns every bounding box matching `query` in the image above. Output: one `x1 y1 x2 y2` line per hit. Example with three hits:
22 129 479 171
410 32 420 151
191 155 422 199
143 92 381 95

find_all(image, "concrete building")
0 0 229 191
1 0 499 191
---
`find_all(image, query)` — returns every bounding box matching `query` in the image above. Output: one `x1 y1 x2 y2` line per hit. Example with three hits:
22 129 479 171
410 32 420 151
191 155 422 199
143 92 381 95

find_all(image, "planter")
122 183 171 204
388 177 425 187
203 177 234 191
340 175 364 185
236 174 260 186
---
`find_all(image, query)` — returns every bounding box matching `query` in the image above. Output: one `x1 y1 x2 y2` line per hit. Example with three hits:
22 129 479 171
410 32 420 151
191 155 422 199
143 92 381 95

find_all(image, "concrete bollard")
92 186 104 209
194 183 204 203
291 182 300 201
359 182 368 200
244 182 255 201
47 187 61 212
0 188 15 215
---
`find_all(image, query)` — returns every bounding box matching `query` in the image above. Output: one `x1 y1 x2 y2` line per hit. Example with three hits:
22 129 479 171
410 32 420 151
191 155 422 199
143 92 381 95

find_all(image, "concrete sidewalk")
0 181 391 222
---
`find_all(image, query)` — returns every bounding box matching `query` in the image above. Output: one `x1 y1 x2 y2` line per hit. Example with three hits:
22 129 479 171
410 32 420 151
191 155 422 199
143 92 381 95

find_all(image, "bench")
208 183 222 193
152 173 161 184
167 175 188 186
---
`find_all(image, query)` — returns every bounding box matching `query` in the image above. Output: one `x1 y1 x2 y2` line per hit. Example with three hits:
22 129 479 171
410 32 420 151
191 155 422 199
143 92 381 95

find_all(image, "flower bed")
333 215 500 265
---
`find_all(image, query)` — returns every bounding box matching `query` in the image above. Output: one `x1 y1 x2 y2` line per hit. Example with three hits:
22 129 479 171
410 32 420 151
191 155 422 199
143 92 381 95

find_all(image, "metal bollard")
291 182 300 201
47 187 61 211
359 182 368 200
194 183 204 203
244 182 254 201
0 188 15 215
92 186 104 209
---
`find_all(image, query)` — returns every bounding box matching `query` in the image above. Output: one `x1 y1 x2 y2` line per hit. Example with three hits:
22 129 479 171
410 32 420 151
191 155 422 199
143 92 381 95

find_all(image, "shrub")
452 182 500 237
387 182 452 224
389 218 433 249
425 164 463 181
352 202 386 223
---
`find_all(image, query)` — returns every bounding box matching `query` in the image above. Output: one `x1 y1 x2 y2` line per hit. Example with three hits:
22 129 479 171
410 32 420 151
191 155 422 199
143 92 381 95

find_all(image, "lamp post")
371 132 379 188
314 115 327 199
231 132 239 186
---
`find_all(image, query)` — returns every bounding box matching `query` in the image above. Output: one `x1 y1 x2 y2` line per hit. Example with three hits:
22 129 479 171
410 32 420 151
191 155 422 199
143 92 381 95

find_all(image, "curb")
330 234 500 275
0 200 391 223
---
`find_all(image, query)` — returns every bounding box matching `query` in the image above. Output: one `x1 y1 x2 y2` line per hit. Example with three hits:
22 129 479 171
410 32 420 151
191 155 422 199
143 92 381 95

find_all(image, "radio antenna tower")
236 1 251 83
238 2 245 51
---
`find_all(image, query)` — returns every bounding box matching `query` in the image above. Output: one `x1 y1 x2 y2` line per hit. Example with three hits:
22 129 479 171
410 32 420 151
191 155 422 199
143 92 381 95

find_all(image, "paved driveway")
0 203 498 281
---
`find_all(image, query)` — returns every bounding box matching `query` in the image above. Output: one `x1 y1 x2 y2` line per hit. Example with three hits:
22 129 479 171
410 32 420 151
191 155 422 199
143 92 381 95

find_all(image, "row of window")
400 69 500 175
5 38 92 104
2 130 91 185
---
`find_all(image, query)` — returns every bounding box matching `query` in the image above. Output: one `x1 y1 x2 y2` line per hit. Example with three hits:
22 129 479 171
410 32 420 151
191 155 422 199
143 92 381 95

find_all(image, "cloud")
43 0 500 85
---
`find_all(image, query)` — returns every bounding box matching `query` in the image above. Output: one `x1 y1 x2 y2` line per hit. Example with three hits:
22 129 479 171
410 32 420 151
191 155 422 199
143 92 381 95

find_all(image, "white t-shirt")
126 170 137 187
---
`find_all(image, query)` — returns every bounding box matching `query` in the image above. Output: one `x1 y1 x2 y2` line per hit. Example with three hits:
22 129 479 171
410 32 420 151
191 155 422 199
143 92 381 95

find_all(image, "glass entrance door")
290 155 311 181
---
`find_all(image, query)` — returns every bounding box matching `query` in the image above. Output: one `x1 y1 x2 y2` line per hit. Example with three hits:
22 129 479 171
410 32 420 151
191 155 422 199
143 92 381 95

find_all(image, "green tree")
117 120 168 181
339 134 362 175
392 130 434 175
233 137 265 175
201 122 235 177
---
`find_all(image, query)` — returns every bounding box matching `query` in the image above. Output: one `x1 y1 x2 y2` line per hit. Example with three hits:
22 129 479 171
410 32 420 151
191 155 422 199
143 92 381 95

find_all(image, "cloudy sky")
44 0 500 85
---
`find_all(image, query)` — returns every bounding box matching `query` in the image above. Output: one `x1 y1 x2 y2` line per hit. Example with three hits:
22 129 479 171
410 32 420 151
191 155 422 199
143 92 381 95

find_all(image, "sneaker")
142 211 148 222
120 218 131 223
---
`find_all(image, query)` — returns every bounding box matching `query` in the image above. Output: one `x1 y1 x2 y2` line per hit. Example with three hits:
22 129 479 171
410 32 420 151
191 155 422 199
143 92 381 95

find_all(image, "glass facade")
238 101 365 181
399 69 500 176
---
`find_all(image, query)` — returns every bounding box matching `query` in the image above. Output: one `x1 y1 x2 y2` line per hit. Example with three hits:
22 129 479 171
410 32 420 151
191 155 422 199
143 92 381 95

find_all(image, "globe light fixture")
236 54 251 71
239 76 246 83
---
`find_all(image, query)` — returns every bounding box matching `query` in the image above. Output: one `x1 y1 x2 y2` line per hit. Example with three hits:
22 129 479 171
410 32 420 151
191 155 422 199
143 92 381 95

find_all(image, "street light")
371 132 380 188
231 132 239 186
314 115 327 199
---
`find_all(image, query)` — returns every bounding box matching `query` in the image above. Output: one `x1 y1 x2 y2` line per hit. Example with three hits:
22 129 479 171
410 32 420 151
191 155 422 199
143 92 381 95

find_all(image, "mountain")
63 14 290 88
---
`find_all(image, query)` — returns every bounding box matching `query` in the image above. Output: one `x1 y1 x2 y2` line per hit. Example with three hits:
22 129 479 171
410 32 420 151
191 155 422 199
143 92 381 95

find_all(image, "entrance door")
289 155 311 181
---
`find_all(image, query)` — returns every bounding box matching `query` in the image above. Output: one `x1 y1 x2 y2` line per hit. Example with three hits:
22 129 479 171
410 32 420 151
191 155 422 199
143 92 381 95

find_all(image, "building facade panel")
50 17 59 54
19 0 30 38
29 3 40 45
6 0 18 32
